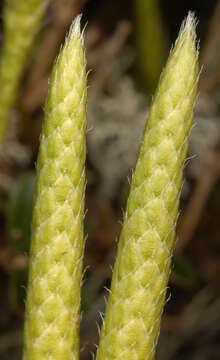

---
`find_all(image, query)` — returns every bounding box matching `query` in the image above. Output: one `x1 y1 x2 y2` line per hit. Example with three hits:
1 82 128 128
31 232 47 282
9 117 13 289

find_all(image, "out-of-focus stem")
0 0 48 142
134 0 168 93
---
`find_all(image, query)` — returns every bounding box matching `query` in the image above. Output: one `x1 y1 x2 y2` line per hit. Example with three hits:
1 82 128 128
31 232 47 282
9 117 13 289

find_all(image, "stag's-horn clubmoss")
96 12 199 360
23 16 87 360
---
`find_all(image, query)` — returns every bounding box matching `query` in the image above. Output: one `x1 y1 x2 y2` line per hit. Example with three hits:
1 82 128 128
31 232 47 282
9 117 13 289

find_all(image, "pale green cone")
96 13 199 360
0 0 48 142
23 16 87 360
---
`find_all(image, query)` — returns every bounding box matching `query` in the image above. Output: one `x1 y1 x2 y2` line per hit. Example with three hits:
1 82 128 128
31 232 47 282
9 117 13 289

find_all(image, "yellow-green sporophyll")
23 16 87 360
0 0 48 142
96 13 199 360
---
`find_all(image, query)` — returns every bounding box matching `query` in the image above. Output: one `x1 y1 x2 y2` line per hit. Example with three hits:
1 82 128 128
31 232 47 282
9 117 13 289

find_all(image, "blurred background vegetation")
0 0 220 359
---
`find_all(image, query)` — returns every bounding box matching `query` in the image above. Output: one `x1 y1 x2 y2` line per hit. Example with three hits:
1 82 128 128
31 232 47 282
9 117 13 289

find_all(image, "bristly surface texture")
96 12 199 360
23 16 87 360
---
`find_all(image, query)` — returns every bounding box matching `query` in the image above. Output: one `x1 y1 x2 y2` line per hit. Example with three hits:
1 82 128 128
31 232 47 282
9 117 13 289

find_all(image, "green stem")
0 0 48 142
23 16 87 360
96 13 199 360
134 0 168 93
